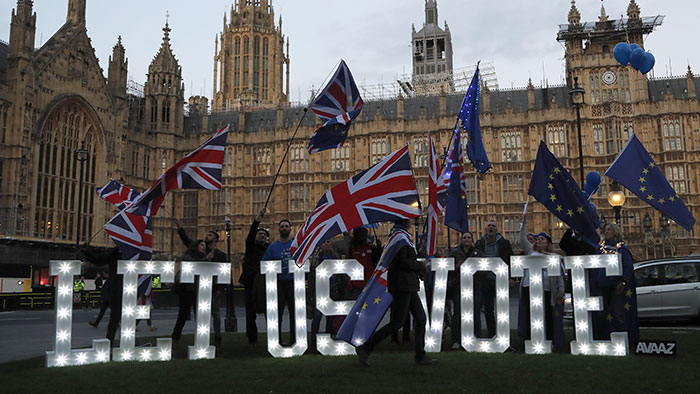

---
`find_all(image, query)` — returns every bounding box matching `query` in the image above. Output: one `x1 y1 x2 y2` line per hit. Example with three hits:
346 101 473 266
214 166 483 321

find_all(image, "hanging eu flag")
459 63 491 175
528 141 600 244
444 131 469 233
605 134 695 231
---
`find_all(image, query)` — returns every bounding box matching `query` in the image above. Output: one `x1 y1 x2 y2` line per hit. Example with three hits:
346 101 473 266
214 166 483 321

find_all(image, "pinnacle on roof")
599 0 609 22
627 0 641 20
568 1 581 26
150 19 179 70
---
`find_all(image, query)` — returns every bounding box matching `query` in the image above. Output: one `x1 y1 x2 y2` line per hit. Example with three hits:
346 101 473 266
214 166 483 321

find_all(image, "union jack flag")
337 226 415 346
125 125 229 217
307 60 363 154
290 146 420 266
444 130 469 233
427 134 442 256
97 180 153 261
96 180 140 210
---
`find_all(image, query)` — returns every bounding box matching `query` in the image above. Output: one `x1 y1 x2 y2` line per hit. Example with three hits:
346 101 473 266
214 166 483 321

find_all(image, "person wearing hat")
517 216 565 350
240 208 270 344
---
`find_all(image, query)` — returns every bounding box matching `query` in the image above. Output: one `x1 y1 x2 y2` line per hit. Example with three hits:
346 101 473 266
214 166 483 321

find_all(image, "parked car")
634 257 700 321
562 257 700 321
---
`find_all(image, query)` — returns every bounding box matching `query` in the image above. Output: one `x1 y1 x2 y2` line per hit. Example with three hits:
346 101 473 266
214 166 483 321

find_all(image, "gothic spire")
568 1 581 26
627 0 641 20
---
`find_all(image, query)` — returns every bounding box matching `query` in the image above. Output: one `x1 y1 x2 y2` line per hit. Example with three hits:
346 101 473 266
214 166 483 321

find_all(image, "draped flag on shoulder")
427 133 442 256
290 146 420 266
605 134 695 231
528 141 600 244
97 180 153 261
337 226 415 346
444 131 469 233
125 125 229 217
307 60 363 154
459 63 491 175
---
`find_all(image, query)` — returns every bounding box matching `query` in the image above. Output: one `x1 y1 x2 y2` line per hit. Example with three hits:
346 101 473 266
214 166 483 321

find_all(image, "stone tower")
8 0 36 64
411 0 453 93
143 20 184 134
213 0 289 110
107 36 128 99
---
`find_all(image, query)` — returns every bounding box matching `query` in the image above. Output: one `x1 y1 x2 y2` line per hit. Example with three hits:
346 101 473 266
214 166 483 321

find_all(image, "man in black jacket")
356 219 437 366
174 218 228 346
81 246 122 346
474 219 514 338
239 208 269 344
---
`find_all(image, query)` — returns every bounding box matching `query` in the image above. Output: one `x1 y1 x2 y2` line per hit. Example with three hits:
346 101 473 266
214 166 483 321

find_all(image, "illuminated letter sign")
418 257 453 352
262 259 309 358
565 254 628 356
46 260 110 367
460 257 511 353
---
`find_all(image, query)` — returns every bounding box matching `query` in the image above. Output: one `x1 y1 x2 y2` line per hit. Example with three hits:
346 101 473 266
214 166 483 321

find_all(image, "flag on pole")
307 60 363 154
528 141 600 244
97 180 153 261
337 226 415 346
427 133 442 256
290 146 420 266
459 63 491 174
444 131 469 233
124 125 229 217
605 134 695 231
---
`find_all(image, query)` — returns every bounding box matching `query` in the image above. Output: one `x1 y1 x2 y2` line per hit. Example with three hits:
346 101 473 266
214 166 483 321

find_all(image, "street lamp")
607 182 626 225
569 76 586 188
224 216 237 332
74 142 89 245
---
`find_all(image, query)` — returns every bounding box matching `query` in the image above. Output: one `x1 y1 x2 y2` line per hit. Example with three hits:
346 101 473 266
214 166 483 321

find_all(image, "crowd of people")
77 208 639 362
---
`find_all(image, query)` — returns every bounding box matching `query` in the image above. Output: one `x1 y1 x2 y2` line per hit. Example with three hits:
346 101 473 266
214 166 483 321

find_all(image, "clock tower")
557 0 663 105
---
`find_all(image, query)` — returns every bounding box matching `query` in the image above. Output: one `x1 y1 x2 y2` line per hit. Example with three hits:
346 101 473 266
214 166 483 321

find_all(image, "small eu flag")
459 63 491 175
605 134 695 231
528 141 600 244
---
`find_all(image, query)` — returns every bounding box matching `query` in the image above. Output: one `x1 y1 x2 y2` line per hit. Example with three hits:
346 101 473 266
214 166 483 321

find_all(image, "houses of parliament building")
0 0 698 284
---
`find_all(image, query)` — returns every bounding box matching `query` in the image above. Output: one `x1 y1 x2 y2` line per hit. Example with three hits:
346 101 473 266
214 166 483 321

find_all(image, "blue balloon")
613 42 631 66
629 43 641 52
630 48 646 70
586 171 601 188
640 52 655 74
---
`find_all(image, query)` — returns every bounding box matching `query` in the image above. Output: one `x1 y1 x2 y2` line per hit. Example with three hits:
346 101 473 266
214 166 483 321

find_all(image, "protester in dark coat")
81 246 122 346
474 220 514 338
356 219 437 366
239 208 270 344
173 219 227 346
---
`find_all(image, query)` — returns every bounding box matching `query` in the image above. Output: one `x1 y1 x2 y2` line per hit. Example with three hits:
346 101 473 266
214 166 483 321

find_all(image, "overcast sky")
1 1 696 104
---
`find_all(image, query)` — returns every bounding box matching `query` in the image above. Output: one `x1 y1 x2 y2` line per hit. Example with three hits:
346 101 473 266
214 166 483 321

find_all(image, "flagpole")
263 108 309 211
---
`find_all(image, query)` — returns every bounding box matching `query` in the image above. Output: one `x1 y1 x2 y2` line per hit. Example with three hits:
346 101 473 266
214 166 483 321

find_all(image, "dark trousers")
311 308 335 335
106 297 122 346
277 280 295 345
211 292 222 340
448 280 461 344
474 275 496 338
93 299 110 325
171 291 196 340
244 284 258 343
364 291 426 359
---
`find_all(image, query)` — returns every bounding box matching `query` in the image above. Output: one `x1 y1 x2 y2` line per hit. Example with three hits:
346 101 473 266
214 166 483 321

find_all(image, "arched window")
35 101 98 242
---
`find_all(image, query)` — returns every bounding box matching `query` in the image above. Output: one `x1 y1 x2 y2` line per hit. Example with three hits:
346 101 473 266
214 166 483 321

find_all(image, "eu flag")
528 141 600 244
605 134 695 231
444 131 469 233
460 64 491 175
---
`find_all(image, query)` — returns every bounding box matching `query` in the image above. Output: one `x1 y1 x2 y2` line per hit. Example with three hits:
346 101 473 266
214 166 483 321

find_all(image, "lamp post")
569 76 586 188
74 142 89 245
607 182 626 225
224 216 237 332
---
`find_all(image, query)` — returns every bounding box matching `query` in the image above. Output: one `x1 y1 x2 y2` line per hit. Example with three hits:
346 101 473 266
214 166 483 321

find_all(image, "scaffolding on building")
359 62 499 102
127 77 144 98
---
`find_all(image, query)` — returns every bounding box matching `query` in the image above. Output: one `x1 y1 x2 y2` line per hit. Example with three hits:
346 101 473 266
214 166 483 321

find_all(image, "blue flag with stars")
460 63 491 175
528 141 600 244
605 134 695 231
